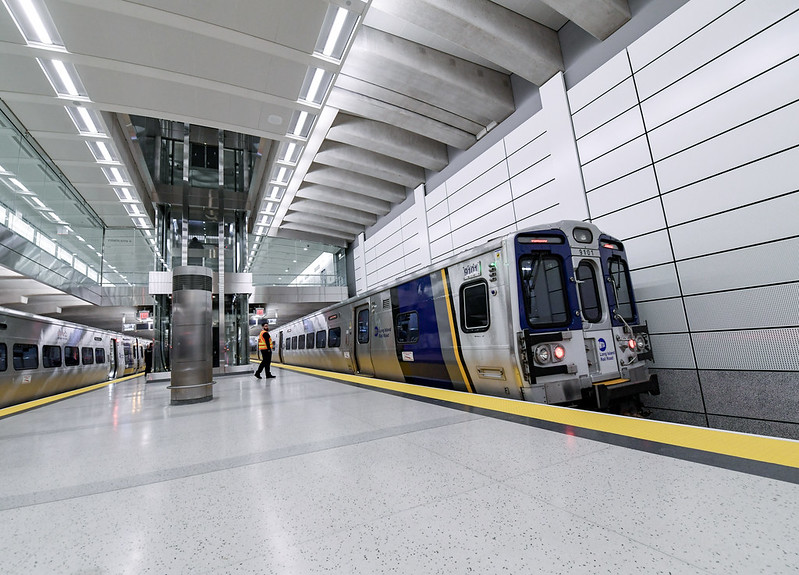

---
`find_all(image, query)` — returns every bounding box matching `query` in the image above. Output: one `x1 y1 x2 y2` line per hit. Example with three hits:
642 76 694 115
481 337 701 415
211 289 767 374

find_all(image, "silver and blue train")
0 307 148 409
277 220 659 410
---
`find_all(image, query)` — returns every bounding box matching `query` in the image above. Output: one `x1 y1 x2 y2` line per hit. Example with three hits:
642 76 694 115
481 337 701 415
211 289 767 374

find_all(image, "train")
0 307 149 409
275 220 660 411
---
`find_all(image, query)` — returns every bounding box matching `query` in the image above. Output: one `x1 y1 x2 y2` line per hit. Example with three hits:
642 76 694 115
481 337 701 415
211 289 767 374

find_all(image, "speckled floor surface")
0 368 796 574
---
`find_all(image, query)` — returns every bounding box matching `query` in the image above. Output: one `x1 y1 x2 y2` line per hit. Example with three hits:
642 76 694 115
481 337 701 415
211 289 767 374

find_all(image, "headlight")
635 335 647 351
535 345 550 363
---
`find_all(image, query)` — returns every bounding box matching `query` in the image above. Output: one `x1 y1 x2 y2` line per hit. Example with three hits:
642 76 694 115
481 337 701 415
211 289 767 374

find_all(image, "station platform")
1 365 797 574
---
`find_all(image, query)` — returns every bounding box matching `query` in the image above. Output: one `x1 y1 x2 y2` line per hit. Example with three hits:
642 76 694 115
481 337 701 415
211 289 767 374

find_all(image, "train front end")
512 221 659 410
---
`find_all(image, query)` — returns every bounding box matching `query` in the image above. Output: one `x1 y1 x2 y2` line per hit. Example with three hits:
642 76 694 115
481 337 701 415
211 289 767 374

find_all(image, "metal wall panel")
677 237 799 294
648 333 696 369
655 100 799 193
572 77 637 139
693 328 799 370
630 263 681 302
648 42 799 160
567 51 632 113
662 147 799 226
509 156 554 200
448 182 513 231
426 198 450 227
685 284 799 331
669 193 799 260
451 205 516 249
447 163 509 210
586 167 658 219
638 297 688 334
628 0 739 71
503 111 547 156
632 0 792 99
622 230 674 269
512 180 558 222
577 107 645 165
592 197 666 242
642 14 799 134
581 135 651 192
506 132 549 178
446 140 506 194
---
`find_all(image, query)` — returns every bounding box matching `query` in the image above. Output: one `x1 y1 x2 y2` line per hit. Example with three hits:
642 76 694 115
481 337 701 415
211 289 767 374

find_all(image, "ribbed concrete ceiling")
0 0 631 325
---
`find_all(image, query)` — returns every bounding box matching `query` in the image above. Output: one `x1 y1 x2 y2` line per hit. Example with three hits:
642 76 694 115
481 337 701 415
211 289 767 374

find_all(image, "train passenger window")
357 308 369 344
518 254 569 327
291 336 297 350
328 327 341 347
576 262 602 324
396 312 419 344
95 348 106 364
460 281 490 332
298 335 306 350
306 333 315 349
12 343 38 370
42 345 62 368
607 257 635 321
65 346 80 366
0 343 6 371
316 330 326 349
82 347 94 365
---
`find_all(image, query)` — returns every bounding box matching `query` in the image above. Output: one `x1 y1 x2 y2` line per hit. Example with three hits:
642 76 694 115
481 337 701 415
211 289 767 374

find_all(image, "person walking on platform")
254 321 275 379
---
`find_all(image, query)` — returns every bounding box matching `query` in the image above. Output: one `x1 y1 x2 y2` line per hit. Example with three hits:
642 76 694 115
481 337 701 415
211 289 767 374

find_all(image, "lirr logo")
598 338 607 351
463 261 482 279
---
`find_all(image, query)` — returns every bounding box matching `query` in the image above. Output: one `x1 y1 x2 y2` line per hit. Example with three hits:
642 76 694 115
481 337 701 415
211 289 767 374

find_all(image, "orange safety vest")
258 331 271 351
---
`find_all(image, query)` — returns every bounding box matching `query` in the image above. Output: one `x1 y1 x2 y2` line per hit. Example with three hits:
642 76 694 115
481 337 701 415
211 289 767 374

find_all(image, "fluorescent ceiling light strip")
77 107 99 134
9 177 31 193
19 0 52 44
293 111 309 136
323 8 348 57
51 59 78 96
305 68 325 103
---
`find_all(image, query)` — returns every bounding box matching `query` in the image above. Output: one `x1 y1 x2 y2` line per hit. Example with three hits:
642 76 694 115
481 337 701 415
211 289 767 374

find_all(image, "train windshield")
607 256 635 321
518 254 569 327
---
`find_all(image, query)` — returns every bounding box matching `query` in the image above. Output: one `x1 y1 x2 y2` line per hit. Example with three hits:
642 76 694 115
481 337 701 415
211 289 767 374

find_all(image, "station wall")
352 0 799 440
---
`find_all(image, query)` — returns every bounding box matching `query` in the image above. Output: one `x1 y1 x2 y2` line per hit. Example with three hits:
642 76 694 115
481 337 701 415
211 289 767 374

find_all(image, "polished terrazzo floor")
0 368 797 574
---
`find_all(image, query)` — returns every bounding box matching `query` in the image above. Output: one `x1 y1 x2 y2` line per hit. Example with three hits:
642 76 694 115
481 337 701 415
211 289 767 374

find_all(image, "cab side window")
460 281 490 332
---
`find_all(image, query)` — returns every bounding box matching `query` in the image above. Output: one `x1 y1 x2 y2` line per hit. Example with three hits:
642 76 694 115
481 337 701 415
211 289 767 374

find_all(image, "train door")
353 304 374 376
574 257 619 381
110 339 119 378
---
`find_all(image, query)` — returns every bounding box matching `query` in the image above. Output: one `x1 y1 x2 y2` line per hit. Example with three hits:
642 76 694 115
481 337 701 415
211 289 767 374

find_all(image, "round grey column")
168 265 214 404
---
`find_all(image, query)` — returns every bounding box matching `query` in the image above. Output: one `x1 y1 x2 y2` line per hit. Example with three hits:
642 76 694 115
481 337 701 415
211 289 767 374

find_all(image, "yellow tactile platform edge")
0 373 143 418
276 363 799 470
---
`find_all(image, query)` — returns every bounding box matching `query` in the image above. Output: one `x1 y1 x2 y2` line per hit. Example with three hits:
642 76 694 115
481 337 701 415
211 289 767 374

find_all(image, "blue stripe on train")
392 274 454 390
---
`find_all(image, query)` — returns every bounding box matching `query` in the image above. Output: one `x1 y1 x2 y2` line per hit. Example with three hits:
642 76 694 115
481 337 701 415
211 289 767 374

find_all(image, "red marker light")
553 345 565 360
628 339 636 350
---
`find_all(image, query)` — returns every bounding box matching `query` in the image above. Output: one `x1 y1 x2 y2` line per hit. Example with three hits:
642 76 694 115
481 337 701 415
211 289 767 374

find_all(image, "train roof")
280 219 612 328
0 305 146 341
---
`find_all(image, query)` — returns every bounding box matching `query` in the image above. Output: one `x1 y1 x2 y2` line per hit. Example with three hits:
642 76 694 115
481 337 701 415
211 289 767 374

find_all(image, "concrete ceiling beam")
272 228 349 249
541 0 631 40
283 211 365 236
280 222 357 243
372 0 563 86
335 74 484 135
290 199 378 227
304 165 407 204
314 141 425 189
328 87 475 150
327 114 449 171
295 184 392 216
343 26 514 126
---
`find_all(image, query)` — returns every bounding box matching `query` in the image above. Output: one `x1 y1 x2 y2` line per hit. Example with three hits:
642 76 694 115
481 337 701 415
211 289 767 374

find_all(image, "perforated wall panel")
693 328 799 371
684 284 799 331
